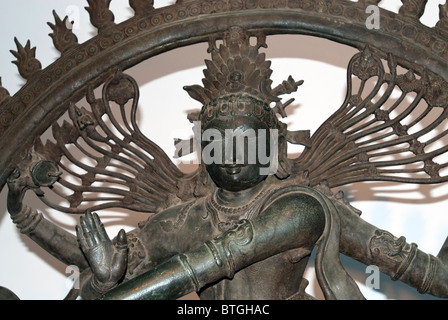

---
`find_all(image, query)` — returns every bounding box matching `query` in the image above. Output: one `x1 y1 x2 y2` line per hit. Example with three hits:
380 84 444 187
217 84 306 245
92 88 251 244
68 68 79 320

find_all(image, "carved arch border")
1 0 448 190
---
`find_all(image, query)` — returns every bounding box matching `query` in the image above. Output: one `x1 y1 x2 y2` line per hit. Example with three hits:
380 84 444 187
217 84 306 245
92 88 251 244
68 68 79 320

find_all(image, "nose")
224 139 247 165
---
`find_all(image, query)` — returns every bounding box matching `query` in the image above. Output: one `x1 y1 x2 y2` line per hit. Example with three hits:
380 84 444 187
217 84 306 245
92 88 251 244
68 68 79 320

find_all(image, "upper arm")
261 192 326 249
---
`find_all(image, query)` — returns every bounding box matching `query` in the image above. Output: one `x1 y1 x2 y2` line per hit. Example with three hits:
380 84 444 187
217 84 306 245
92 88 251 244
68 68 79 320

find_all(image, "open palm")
76 212 128 286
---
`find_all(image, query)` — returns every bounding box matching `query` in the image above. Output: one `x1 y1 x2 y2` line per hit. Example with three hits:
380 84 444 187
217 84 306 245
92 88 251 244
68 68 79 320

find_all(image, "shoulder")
263 189 325 220
262 183 325 213
260 184 326 243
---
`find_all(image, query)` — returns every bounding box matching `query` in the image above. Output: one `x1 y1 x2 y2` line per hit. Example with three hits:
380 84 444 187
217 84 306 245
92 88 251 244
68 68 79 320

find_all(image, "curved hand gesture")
76 212 128 289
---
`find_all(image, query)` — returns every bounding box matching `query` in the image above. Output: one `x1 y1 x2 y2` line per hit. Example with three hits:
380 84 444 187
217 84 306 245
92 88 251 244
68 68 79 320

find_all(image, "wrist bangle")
11 205 42 234
90 276 117 295
391 243 417 281
418 254 436 294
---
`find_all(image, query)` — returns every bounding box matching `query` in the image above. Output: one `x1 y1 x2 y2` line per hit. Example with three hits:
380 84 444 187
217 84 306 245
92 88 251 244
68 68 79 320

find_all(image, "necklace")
207 185 270 231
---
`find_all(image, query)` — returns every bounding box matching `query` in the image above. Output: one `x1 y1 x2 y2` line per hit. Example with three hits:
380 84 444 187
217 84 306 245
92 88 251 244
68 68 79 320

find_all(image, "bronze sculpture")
1 0 448 300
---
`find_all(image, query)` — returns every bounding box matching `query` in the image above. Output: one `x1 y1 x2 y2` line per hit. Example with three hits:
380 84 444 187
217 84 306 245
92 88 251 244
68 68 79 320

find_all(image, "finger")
112 230 128 278
84 211 98 232
92 212 110 243
76 225 89 251
115 229 128 251
85 211 103 245
80 215 96 247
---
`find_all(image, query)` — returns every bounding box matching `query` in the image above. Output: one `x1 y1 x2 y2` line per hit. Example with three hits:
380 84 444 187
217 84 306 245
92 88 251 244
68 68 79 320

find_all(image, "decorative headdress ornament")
184 27 309 146
175 27 311 167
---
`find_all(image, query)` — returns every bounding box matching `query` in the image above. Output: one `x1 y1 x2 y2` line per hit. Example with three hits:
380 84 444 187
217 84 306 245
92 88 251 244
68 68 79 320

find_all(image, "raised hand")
76 212 128 297
7 155 61 215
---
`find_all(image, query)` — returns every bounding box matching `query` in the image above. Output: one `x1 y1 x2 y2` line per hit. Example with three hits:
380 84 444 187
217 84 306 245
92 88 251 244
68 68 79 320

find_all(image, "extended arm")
6 153 88 270
7 154 130 299
336 200 448 298
98 189 365 300
99 192 326 300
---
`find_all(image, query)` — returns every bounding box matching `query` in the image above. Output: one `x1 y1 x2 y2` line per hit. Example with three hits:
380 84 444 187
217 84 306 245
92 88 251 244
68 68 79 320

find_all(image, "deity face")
201 115 275 192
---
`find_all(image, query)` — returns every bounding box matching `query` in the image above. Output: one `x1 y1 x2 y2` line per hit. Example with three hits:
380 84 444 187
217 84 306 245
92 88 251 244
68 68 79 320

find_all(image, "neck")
217 180 266 206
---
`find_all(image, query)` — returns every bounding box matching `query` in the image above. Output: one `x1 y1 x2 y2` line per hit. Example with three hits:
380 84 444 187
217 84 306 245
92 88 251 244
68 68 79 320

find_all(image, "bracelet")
418 254 436 294
11 205 42 234
90 276 117 295
391 243 417 281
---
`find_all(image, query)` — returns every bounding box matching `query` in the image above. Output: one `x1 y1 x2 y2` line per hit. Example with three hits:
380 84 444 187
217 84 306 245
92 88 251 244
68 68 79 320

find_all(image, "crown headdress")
176 27 311 163
184 27 305 127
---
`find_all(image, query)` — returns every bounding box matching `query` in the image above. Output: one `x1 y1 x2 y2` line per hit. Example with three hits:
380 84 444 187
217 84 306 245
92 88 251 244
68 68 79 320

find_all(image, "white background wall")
0 0 447 300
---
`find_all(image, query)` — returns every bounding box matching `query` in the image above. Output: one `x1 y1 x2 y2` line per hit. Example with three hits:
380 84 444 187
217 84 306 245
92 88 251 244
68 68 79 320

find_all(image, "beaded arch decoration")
1 0 448 300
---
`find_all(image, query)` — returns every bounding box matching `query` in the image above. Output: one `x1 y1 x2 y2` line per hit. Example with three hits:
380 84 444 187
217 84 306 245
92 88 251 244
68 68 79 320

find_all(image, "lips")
224 166 242 175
